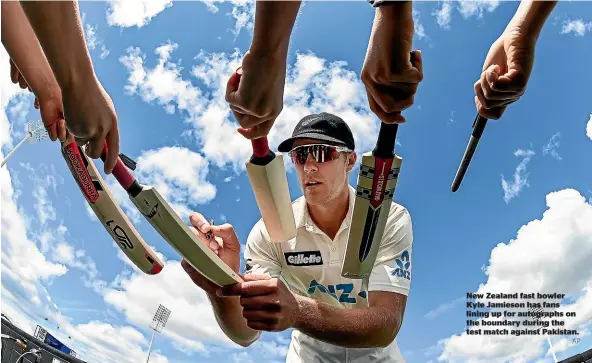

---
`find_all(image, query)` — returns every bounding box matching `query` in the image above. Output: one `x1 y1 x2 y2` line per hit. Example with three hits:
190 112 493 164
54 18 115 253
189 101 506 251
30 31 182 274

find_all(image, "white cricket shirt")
243 185 413 363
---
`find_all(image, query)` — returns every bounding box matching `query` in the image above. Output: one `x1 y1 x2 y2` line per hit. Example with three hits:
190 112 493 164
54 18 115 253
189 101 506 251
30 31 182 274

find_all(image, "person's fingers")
86 136 106 160
189 213 211 234
45 123 58 142
57 120 68 142
34 97 40 109
240 295 280 311
366 90 405 124
242 309 280 325
492 68 528 92
103 126 119 174
181 259 219 294
411 49 423 78
225 68 242 106
10 60 19 84
240 273 272 282
234 112 264 130
18 75 28 89
236 120 274 140
475 96 506 120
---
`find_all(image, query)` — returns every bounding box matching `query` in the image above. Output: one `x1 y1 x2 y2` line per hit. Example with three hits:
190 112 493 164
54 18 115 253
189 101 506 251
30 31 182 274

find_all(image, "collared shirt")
243 185 413 363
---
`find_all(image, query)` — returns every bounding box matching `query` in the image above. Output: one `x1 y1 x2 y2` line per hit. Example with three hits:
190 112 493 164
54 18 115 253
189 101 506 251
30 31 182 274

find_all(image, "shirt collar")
294 185 356 235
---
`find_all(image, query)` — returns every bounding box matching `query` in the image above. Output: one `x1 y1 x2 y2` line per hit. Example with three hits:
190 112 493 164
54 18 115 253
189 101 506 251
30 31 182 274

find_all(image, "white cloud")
227 0 256 36
432 0 499 28
561 19 592 36
437 188 592 362
120 44 381 177
413 9 428 39
433 1 453 28
501 149 535 203
101 258 239 355
106 0 173 28
586 113 592 142
134 146 216 220
542 132 562 161
82 15 110 59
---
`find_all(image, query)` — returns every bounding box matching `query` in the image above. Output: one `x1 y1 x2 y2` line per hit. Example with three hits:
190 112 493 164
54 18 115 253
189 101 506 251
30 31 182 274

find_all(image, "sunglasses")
289 144 353 165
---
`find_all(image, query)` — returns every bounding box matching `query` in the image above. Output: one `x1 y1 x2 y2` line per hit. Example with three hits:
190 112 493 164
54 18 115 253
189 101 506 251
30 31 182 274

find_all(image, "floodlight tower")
146 304 171 363
1 120 48 167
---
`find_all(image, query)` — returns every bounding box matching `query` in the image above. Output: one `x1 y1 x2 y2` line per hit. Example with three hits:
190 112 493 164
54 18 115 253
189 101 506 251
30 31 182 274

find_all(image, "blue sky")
1 1 591 363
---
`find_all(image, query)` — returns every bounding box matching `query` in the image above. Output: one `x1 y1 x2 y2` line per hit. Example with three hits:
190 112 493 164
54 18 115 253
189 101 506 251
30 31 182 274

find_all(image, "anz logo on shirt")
391 250 411 280
306 280 367 304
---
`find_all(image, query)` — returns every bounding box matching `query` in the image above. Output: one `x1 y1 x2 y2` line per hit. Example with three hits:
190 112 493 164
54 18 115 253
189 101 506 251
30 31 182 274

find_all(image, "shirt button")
331 246 336 251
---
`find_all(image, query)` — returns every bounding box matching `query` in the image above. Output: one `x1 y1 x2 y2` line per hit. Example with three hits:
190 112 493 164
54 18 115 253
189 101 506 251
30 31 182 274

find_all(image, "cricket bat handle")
99 142 135 190
373 123 399 158
251 137 272 158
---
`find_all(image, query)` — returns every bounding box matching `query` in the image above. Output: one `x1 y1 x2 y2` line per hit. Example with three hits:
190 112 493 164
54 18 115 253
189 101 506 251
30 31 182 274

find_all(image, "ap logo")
392 250 411 280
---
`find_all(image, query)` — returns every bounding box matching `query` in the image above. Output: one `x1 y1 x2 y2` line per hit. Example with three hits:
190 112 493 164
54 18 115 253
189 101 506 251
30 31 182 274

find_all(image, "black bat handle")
372 122 398 159
472 114 488 138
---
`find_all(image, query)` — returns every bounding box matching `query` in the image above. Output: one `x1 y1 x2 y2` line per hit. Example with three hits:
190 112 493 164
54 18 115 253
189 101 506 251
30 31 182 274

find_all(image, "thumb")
240 273 272 281
495 66 528 92
225 67 242 104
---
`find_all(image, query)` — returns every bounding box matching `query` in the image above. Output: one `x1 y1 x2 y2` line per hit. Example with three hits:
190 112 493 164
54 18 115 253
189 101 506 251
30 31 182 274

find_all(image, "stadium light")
1 120 48 167
146 304 171 363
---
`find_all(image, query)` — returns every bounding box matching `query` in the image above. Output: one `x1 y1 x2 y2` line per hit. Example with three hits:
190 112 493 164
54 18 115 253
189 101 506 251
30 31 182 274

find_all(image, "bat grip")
252 137 271 158
100 142 135 190
471 115 488 139
373 123 398 159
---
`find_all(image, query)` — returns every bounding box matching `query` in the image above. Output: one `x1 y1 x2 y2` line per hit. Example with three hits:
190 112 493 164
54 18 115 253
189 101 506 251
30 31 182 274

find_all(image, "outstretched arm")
1 1 68 142
226 1 302 139
19 0 121 174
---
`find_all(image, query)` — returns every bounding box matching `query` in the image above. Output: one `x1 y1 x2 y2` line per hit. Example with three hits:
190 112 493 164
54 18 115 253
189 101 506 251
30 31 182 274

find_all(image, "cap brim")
277 133 348 152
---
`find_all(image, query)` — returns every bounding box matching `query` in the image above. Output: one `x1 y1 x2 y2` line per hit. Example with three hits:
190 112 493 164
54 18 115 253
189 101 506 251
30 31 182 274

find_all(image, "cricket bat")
61 141 164 275
100 144 242 287
341 122 403 279
233 69 296 243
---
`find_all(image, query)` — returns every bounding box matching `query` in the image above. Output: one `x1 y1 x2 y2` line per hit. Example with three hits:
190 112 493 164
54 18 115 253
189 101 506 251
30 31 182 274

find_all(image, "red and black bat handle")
372 51 416 159
99 142 144 198
232 67 276 166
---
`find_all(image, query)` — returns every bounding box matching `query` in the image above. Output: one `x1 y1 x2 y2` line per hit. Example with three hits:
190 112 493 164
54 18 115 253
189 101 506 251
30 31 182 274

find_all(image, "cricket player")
183 112 413 362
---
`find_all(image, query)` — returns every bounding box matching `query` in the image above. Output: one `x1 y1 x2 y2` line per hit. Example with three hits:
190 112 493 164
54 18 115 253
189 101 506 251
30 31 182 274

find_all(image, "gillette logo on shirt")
285 251 323 266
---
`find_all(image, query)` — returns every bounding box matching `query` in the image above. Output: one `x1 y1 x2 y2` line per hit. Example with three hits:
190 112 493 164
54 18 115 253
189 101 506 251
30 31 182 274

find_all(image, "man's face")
291 138 356 206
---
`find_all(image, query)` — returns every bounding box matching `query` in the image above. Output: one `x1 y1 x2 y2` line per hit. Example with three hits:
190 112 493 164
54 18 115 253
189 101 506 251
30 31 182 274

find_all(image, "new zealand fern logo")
392 250 411 280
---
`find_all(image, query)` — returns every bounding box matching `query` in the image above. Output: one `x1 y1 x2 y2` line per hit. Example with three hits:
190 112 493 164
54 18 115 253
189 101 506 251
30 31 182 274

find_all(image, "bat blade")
341 152 402 278
130 186 242 286
246 153 296 243
62 142 164 275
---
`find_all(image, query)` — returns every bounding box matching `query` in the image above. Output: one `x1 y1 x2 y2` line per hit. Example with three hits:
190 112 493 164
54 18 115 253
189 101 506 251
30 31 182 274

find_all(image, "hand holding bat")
182 213 242 295
221 274 299 332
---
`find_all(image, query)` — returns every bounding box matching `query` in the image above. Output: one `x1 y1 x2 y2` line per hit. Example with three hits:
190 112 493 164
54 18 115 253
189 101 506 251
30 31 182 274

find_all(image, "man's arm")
248 1 302 61
19 0 121 173
294 291 407 348
18 1 94 92
506 0 558 42
1 1 60 103
226 1 302 139
207 293 261 347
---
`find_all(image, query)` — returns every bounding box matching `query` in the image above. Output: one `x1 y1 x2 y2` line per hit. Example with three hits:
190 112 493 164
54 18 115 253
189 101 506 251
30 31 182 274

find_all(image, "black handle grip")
372 123 398 159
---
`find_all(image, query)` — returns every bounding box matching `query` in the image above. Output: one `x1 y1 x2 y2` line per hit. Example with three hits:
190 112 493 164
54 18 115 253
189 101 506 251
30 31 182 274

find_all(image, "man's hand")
181 212 242 296
60 75 120 173
226 52 285 140
361 2 423 124
9 58 69 142
221 275 299 332
474 28 536 120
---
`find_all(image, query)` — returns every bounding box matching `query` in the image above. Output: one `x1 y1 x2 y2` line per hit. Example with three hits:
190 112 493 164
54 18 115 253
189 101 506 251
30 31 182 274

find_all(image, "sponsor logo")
64 146 99 202
285 251 323 266
307 280 366 304
106 220 134 249
391 250 411 280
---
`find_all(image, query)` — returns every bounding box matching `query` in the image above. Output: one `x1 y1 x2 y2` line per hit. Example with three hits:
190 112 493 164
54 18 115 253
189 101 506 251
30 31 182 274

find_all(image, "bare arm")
1 1 60 103
248 1 302 59
506 0 558 42
207 293 261 347
293 291 407 348
18 1 95 93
